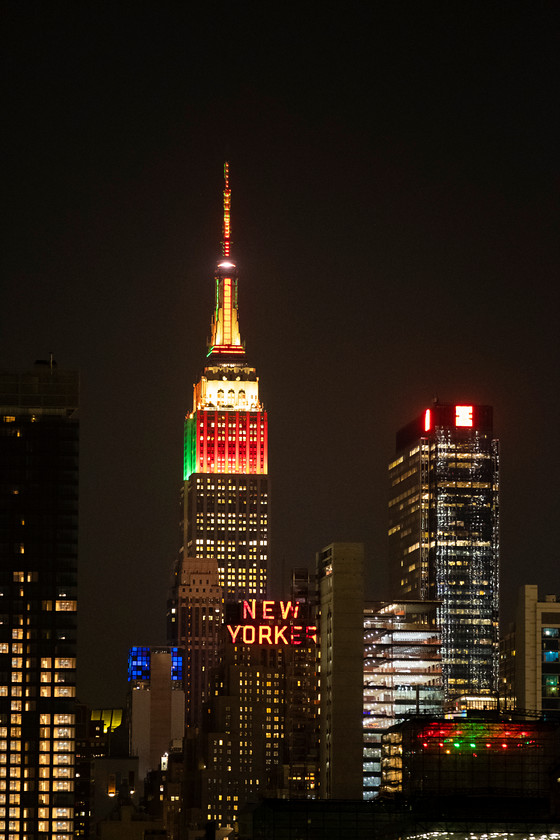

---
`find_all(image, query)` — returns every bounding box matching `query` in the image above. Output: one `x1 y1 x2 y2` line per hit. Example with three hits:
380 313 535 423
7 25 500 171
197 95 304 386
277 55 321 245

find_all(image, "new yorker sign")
226 600 318 647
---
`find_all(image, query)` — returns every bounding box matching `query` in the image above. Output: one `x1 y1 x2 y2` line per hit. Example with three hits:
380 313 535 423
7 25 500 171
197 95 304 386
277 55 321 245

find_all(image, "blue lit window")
128 647 150 681
171 647 183 681
543 628 559 638
544 650 559 663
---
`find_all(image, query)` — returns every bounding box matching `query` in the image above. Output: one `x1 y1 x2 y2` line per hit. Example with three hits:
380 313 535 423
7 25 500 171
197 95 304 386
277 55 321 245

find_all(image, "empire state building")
180 164 269 603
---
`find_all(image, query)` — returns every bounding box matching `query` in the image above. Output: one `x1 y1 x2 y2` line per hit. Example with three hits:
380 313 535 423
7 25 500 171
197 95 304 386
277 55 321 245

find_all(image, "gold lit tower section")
182 164 269 602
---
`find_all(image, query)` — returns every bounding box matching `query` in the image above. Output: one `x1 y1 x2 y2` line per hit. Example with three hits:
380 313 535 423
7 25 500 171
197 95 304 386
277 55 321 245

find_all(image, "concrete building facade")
317 542 364 799
513 585 560 714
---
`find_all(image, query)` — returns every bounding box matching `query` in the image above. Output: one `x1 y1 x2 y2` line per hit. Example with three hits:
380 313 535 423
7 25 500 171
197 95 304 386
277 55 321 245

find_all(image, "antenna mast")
222 161 231 258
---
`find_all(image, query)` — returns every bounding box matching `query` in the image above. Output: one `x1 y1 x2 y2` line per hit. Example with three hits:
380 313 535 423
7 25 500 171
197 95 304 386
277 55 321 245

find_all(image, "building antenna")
222 161 231 258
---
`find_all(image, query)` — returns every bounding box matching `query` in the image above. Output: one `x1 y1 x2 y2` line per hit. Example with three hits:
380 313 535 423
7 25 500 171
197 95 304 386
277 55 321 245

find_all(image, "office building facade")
509 585 560 714
181 163 269 602
200 592 318 829
0 360 79 840
388 403 499 699
363 600 442 798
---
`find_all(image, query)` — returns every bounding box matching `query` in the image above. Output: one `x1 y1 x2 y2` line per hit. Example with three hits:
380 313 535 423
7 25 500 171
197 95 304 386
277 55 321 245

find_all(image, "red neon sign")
228 600 317 646
424 408 431 432
227 623 317 646
455 405 473 427
242 600 300 620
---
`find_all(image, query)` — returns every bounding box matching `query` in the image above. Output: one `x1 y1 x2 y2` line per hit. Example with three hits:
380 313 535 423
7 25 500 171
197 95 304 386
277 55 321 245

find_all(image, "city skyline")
2 5 558 707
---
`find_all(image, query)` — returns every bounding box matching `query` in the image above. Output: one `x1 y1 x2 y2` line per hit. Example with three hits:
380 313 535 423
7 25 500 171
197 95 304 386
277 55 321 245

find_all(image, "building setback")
0 360 79 840
388 403 499 700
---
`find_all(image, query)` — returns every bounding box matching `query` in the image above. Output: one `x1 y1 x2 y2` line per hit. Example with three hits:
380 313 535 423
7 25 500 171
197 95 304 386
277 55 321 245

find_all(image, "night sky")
2 4 559 707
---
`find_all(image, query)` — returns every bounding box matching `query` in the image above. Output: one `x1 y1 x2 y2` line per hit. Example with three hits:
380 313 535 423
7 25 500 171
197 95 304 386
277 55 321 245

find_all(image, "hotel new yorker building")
177 163 269 604
388 402 499 701
0 361 78 840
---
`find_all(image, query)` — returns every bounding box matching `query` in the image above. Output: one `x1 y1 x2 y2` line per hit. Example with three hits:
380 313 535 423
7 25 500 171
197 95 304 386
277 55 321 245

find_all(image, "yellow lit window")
54 686 75 698
54 659 75 669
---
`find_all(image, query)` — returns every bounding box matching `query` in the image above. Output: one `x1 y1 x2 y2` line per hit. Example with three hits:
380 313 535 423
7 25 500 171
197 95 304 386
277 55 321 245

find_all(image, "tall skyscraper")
388 402 499 700
181 163 269 603
0 360 79 840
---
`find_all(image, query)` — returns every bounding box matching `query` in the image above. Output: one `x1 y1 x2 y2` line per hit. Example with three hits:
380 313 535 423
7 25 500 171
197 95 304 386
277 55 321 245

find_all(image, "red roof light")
455 405 473 427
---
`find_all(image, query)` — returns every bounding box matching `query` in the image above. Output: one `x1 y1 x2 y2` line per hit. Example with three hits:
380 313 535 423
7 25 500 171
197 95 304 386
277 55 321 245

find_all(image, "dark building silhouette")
0 360 79 839
380 713 560 820
317 543 364 799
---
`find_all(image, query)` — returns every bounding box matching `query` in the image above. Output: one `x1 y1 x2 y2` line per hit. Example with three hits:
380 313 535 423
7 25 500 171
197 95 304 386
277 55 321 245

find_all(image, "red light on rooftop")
455 405 473 427
424 408 431 432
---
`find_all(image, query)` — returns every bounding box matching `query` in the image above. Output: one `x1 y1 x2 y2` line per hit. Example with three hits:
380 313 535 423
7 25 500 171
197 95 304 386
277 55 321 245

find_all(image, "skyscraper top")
208 162 245 358
396 403 493 451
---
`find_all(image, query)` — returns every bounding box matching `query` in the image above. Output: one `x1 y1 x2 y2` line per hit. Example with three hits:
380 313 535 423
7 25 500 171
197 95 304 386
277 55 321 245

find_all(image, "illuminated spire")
208 163 244 356
222 161 231 258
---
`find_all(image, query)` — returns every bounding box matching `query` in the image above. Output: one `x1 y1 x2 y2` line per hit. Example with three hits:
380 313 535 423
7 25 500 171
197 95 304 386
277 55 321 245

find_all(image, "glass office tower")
388 403 499 699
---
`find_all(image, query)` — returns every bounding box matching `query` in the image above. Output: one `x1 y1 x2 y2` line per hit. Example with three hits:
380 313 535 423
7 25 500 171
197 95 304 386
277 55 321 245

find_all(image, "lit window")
55 601 76 612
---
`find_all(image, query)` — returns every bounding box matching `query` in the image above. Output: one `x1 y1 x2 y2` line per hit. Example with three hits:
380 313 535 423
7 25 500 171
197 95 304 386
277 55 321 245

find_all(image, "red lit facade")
187 409 267 476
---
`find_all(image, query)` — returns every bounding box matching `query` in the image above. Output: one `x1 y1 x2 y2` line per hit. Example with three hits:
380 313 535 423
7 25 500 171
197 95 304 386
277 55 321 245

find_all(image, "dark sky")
2 4 559 707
